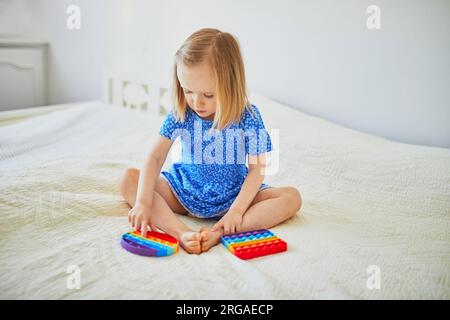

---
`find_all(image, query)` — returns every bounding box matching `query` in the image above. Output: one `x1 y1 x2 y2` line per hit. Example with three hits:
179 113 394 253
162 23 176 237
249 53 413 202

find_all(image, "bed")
0 92 449 299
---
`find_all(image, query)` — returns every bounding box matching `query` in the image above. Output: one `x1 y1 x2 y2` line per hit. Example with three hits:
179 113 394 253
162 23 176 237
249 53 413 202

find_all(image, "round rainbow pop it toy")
121 230 179 257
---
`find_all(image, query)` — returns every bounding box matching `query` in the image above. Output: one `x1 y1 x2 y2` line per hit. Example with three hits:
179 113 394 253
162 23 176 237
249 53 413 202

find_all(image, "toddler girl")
119 28 301 254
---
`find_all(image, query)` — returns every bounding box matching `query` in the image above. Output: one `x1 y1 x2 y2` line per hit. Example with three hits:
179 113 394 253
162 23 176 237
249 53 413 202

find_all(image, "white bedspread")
0 93 449 299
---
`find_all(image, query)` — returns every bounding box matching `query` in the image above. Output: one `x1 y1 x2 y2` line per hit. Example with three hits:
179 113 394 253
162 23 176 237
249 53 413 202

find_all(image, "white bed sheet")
0 93 449 299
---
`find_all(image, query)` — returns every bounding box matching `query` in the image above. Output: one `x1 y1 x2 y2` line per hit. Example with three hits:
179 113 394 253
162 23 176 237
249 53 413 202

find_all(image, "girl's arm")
136 136 173 207
129 136 173 232
212 153 267 234
229 153 267 214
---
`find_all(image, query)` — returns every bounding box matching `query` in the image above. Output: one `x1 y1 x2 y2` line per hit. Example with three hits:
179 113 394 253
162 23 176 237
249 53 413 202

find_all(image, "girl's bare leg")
200 187 302 252
118 168 201 254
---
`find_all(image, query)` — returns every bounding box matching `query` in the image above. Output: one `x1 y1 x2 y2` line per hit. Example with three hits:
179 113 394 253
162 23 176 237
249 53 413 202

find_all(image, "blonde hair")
172 28 253 130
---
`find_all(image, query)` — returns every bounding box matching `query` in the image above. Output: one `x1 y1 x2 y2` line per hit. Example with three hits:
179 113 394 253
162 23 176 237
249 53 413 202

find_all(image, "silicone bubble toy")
121 230 179 257
221 229 287 260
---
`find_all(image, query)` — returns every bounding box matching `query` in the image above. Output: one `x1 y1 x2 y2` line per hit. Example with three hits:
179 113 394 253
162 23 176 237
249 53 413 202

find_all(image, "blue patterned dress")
159 104 273 219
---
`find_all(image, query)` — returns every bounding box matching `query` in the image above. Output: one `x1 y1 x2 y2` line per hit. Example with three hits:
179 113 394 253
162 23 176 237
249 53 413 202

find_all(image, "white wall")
105 0 450 148
41 0 107 104
0 0 43 38
1 0 449 148
0 0 107 104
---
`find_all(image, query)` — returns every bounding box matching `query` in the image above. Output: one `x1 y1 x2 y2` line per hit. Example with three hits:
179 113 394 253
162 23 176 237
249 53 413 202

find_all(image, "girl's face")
177 61 217 120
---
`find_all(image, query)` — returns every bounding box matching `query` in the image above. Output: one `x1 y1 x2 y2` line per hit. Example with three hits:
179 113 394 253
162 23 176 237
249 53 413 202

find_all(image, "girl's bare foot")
199 227 223 252
179 231 202 254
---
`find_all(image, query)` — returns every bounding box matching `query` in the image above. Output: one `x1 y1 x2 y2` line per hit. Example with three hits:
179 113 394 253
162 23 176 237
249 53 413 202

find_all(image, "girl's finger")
149 222 157 232
130 214 135 228
140 221 147 237
134 217 141 232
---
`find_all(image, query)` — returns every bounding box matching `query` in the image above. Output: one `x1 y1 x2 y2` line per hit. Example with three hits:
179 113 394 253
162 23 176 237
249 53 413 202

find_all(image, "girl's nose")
193 95 203 107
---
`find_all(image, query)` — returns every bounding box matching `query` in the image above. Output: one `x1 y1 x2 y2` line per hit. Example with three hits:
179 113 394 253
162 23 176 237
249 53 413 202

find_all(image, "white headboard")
104 75 171 116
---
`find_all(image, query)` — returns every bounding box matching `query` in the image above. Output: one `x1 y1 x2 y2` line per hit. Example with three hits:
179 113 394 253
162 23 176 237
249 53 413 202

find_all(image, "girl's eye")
183 90 213 99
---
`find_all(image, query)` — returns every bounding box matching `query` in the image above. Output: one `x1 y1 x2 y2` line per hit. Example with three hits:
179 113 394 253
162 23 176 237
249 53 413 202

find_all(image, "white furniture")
0 39 48 111
104 75 170 116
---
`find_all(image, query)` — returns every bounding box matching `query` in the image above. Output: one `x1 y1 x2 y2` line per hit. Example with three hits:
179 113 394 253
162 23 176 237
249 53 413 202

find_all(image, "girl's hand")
128 202 157 236
211 210 244 235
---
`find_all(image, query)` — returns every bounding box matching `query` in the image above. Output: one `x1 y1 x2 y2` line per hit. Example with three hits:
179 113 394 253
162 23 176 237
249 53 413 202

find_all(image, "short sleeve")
159 110 183 141
242 105 273 155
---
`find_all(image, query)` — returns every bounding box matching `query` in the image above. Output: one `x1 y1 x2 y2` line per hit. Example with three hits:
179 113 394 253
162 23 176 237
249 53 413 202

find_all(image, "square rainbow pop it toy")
121 230 179 257
221 229 287 260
